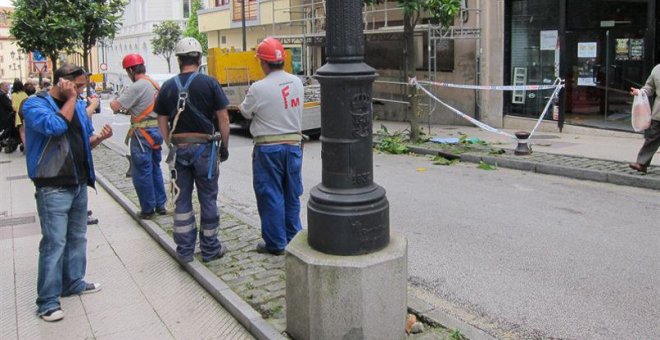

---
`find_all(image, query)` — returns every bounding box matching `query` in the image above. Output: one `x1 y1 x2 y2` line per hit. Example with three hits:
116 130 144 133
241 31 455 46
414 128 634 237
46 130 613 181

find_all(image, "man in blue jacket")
23 64 113 322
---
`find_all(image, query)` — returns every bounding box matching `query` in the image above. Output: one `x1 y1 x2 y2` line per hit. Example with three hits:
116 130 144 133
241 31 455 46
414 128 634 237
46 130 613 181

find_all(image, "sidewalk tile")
87 301 163 337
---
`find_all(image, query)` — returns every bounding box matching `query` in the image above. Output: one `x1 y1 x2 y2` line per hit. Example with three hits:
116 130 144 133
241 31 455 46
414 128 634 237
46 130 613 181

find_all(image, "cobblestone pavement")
93 145 289 333
407 141 660 190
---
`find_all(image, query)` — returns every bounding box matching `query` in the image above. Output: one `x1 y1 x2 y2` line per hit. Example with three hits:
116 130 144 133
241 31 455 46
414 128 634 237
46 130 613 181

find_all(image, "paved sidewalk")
0 151 253 340
376 121 660 190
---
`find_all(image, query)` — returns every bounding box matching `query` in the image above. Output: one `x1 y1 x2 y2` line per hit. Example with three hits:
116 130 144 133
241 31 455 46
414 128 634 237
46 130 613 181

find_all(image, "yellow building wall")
199 8 232 32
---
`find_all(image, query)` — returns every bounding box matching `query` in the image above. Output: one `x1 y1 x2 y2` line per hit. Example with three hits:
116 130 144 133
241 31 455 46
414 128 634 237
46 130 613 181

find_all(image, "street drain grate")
6 175 29 181
0 216 36 228
0 160 11 164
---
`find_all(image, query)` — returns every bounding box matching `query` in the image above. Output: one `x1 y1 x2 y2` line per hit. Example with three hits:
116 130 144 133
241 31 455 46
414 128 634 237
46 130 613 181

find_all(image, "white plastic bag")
632 91 652 132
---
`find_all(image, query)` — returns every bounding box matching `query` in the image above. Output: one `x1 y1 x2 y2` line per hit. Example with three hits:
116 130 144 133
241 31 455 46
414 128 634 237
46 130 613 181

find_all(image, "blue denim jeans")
253 144 303 251
130 128 167 214
35 184 89 315
172 143 222 262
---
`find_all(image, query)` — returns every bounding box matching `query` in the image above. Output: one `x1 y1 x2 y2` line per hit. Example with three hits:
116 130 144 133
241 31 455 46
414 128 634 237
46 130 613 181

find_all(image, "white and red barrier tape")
409 77 565 142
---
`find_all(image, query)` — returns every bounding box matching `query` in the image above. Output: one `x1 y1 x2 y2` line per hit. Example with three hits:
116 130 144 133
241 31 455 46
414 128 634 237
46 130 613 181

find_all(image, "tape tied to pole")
410 77 565 142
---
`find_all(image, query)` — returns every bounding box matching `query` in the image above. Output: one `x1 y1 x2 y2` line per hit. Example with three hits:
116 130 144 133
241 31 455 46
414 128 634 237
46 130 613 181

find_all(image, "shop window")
508 0 560 117
365 39 403 70
183 0 191 18
216 0 230 6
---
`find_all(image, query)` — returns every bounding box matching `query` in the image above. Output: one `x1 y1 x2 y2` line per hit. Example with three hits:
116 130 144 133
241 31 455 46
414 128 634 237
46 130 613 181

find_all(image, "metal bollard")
514 131 532 155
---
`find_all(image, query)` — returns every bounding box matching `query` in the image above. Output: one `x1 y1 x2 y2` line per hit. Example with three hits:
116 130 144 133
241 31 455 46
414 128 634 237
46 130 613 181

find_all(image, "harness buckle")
177 92 188 111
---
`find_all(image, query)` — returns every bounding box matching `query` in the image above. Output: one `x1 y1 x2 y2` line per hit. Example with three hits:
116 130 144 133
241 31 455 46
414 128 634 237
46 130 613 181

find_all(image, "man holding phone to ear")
23 63 113 322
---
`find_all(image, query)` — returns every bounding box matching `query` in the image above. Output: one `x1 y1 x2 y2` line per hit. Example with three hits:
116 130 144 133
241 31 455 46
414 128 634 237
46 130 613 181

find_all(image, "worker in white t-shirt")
240 37 304 256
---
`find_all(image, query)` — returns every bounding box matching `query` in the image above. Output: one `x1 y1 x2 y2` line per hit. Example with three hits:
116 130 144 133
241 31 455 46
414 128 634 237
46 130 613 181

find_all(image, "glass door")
564 0 649 130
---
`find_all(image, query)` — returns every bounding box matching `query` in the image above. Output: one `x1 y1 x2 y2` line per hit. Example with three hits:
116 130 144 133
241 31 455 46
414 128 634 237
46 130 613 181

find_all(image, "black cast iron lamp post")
307 0 390 255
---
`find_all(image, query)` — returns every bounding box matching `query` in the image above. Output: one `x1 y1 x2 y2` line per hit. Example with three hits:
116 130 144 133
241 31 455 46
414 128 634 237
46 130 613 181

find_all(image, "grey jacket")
641 64 660 121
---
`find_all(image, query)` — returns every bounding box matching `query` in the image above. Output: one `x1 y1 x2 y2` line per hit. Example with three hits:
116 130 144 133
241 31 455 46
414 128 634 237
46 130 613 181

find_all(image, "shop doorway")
563 0 650 130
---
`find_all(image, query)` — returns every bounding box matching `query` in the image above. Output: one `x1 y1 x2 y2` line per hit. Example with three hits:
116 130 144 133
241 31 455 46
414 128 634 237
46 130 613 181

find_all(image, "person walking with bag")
110 54 167 219
629 64 660 173
239 37 305 255
155 37 230 263
22 64 113 322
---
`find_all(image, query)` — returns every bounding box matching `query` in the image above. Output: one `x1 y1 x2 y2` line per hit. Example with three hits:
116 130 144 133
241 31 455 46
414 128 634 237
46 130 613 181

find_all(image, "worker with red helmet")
110 54 167 219
240 37 305 255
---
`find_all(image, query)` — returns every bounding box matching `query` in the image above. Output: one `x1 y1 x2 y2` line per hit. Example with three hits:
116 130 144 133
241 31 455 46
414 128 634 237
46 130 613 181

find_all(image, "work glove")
219 143 229 162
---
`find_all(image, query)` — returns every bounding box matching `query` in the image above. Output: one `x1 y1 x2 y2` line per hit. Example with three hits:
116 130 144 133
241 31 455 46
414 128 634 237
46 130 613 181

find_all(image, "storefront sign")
616 39 629 61
577 42 597 87
577 42 597 58
630 39 644 61
540 30 558 51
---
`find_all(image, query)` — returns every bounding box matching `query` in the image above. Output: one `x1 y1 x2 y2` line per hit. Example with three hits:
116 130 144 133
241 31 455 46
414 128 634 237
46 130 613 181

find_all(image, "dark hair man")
110 54 167 219
155 37 230 263
22 63 113 322
239 37 305 255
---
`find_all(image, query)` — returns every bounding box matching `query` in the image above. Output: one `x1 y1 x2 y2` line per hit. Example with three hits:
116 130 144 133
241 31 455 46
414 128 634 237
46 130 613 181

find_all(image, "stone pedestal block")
286 231 408 340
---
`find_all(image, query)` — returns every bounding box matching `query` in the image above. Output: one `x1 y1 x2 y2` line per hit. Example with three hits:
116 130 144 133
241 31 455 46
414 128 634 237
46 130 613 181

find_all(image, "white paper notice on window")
540 31 558 51
578 42 597 58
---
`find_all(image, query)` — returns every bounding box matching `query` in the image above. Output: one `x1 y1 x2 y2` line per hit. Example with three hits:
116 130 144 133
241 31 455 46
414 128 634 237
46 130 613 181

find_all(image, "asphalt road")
91 105 660 339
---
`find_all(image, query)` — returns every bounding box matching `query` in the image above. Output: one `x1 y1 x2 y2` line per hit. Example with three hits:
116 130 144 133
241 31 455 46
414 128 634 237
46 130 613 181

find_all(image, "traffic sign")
100 63 108 71
32 51 46 62
33 61 47 73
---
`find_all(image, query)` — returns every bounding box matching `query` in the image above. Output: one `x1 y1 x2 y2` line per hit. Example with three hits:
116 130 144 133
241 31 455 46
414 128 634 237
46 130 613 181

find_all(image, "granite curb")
95 149 284 340
94 142 496 339
407 145 660 190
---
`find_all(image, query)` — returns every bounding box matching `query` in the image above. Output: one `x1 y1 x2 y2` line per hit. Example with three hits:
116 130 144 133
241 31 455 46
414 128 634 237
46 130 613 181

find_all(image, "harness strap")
173 73 215 134
131 77 161 124
130 120 159 128
128 77 162 149
253 133 303 145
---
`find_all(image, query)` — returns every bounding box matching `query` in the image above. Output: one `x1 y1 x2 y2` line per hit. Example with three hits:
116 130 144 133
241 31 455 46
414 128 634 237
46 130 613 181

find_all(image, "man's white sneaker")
81 282 102 295
40 308 64 322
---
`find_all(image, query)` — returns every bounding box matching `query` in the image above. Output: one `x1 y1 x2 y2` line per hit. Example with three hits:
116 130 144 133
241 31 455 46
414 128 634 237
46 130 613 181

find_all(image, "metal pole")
308 0 389 255
604 29 610 121
242 0 247 51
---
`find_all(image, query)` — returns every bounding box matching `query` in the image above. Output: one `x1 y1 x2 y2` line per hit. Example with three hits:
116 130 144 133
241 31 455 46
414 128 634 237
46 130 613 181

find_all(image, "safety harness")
165 72 222 208
124 77 161 151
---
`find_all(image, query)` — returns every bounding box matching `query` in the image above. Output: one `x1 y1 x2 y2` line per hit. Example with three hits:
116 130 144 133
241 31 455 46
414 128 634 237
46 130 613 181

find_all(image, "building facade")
0 7 29 83
103 0 189 88
505 0 659 132
198 0 659 133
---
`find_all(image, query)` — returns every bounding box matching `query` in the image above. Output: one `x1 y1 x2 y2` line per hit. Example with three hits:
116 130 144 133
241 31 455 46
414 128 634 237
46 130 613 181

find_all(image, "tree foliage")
8 0 75 72
151 20 182 73
364 0 461 142
9 0 126 82
72 0 127 74
183 0 208 55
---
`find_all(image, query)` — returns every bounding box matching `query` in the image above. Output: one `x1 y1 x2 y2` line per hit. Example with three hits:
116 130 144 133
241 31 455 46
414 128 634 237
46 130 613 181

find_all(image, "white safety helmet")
175 37 202 56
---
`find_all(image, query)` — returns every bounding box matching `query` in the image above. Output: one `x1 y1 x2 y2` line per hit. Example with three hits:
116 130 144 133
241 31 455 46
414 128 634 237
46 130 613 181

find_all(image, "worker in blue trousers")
111 54 167 219
240 37 305 255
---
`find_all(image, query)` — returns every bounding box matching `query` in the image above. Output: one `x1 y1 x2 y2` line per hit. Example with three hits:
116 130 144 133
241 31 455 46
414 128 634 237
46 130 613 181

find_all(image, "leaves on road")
478 161 497 170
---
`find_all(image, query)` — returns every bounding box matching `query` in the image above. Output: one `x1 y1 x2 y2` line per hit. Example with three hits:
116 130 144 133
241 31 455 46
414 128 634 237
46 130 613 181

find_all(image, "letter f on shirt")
281 85 290 109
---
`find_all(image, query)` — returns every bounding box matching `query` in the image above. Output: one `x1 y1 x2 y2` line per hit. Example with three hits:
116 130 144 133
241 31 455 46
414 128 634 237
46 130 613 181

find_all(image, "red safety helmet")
122 54 145 69
256 37 285 63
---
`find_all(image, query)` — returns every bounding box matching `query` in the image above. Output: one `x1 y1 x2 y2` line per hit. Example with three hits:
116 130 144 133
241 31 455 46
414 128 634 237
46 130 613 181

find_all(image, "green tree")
71 0 127 77
151 20 183 73
183 0 208 55
8 0 76 79
365 0 461 142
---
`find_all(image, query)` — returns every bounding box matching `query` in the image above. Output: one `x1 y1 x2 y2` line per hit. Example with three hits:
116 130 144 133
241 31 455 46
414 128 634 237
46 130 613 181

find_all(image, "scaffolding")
264 0 483 125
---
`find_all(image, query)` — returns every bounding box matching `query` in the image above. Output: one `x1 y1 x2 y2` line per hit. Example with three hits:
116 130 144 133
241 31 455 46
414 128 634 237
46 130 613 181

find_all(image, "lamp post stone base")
286 231 408 340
